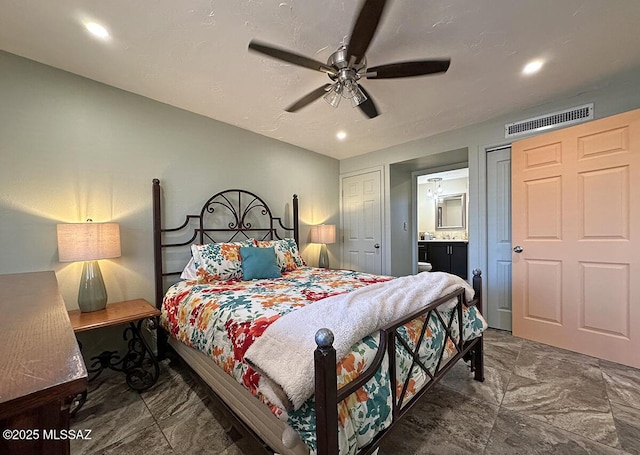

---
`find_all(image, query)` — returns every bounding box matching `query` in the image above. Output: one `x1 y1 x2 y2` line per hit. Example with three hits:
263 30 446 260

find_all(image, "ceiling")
417 168 468 185
1 1 639 160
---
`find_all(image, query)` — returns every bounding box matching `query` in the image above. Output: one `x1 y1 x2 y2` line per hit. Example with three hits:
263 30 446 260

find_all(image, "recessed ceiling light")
85 22 110 40
522 59 544 75
336 131 347 140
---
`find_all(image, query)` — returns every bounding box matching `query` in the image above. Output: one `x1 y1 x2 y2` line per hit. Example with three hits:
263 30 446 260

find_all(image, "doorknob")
374 243 380 249
513 245 524 253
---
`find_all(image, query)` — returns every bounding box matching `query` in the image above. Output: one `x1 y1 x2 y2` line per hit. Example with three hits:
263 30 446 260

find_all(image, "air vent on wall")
505 103 594 138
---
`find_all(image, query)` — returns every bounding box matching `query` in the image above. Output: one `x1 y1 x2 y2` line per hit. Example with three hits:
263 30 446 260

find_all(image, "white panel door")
342 170 382 274
512 108 640 369
487 147 512 330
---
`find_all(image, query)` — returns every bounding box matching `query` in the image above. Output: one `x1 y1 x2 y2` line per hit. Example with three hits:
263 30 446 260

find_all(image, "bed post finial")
314 328 338 455
315 328 334 348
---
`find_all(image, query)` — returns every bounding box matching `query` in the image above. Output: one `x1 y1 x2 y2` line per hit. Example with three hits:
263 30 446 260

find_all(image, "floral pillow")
254 238 305 272
191 239 256 282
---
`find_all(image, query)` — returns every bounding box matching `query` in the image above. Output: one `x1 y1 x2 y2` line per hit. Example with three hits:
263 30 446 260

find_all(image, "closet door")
512 108 640 368
487 147 512 330
342 170 383 274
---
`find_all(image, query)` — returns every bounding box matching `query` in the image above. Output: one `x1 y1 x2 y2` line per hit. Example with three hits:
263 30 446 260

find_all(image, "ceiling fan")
248 0 450 119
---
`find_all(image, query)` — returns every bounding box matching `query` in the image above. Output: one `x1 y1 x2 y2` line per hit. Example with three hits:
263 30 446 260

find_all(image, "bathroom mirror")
436 193 466 230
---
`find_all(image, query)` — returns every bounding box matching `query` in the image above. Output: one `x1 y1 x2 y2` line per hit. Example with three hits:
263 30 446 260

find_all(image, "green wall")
0 51 340 310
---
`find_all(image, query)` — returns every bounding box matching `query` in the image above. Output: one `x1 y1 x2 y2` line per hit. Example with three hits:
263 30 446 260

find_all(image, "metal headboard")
152 179 299 310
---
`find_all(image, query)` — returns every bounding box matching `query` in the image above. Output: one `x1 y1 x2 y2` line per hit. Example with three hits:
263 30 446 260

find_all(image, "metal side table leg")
121 319 160 391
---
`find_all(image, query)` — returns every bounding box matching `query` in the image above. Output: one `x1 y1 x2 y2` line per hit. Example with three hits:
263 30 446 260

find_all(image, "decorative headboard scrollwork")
198 189 295 244
152 179 299 307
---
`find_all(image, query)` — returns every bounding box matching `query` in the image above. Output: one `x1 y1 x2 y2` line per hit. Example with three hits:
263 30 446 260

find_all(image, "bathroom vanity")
418 240 468 279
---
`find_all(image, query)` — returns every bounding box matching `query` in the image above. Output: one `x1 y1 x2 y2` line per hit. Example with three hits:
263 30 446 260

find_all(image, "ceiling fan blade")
285 84 333 112
347 0 388 65
248 41 336 75
366 60 451 79
356 85 379 118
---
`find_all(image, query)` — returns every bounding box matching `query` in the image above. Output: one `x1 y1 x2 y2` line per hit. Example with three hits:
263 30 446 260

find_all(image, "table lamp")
310 224 336 268
57 221 121 312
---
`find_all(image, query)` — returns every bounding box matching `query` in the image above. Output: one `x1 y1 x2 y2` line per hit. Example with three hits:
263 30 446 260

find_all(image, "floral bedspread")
161 267 486 454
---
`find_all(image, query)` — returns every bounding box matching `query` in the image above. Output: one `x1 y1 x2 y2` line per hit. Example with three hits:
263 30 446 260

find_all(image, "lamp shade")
57 222 121 262
310 224 336 245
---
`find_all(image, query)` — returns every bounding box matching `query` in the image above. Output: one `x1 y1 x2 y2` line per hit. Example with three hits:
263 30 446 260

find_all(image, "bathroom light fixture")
57 220 121 312
426 178 443 199
336 131 347 140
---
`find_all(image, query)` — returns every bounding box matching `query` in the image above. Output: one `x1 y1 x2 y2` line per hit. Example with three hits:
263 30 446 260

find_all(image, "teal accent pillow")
240 246 282 280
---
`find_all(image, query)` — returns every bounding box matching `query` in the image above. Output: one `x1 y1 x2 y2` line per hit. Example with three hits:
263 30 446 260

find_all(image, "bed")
152 179 486 455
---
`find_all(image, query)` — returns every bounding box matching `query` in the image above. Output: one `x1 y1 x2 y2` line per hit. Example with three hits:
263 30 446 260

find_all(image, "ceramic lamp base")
78 260 108 312
318 244 330 269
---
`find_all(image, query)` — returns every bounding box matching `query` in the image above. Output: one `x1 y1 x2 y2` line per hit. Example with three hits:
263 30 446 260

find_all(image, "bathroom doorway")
417 168 469 242
414 165 469 277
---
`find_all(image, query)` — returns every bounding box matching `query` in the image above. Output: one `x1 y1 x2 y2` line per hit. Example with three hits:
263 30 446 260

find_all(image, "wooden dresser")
0 271 88 455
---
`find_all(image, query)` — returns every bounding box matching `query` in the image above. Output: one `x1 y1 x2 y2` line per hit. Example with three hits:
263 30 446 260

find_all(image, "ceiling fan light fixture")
323 83 343 108
342 79 356 99
350 83 368 107
248 0 451 118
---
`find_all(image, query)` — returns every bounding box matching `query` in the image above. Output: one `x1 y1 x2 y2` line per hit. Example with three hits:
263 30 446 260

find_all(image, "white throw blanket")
244 271 474 411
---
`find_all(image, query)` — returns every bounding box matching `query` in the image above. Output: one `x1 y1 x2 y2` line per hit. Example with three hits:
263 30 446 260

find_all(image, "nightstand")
68 299 161 413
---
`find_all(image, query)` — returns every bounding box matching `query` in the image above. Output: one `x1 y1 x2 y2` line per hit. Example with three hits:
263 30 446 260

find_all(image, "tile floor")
71 329 640 454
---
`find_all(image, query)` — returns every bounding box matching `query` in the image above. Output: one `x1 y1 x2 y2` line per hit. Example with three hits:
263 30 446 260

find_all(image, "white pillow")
180 257 198 280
